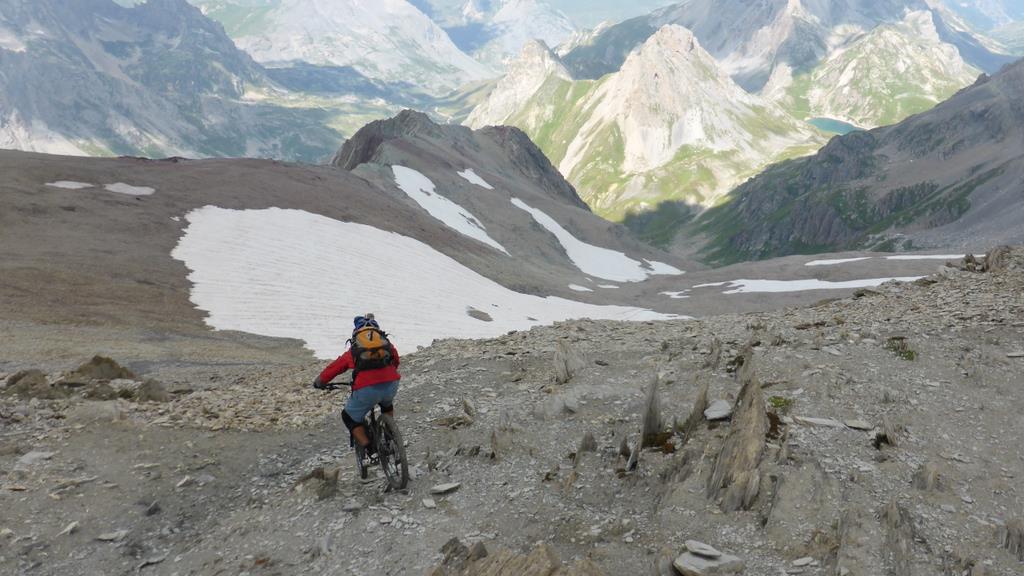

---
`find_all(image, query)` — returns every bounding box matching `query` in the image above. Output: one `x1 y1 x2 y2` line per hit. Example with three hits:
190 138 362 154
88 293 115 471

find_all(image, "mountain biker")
312 313 400 461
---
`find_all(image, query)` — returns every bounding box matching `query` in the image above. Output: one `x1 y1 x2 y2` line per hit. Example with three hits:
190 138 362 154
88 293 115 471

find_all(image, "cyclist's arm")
319 351 354 384
390 345 400 368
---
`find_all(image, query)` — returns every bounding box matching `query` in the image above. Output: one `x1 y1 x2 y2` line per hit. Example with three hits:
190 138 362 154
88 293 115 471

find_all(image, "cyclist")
313 314 400 462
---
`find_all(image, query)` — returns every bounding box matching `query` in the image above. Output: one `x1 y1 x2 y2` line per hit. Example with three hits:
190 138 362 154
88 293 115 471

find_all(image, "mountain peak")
332 110 446 170
465 40 572 129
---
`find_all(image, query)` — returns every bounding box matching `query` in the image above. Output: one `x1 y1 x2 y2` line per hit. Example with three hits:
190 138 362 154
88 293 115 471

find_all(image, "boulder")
134 380 171 403
3 370 68 399
707 346 767 511
703 400 732 421
65 401 124 424
553 340 586 384
63 356 135 385
673 551 745 575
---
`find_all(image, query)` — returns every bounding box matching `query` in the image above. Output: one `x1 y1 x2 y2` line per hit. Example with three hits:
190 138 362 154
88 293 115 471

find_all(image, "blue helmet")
353 314 380 331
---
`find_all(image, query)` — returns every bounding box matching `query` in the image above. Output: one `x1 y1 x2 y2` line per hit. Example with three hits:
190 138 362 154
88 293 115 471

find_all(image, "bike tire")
377 414 409 490
357 447 368 480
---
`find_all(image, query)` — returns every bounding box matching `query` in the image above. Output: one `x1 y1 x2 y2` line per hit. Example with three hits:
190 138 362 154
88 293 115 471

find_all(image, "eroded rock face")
707 346 768 512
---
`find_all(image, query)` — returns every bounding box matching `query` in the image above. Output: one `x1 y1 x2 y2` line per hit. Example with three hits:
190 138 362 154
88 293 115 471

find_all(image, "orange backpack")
351 326 393 373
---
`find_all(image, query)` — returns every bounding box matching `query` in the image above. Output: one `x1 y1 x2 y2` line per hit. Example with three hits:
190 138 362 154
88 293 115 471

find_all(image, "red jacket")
319 345 400 391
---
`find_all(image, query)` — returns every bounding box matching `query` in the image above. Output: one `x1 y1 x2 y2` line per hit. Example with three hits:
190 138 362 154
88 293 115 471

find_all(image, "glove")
313 376 327 390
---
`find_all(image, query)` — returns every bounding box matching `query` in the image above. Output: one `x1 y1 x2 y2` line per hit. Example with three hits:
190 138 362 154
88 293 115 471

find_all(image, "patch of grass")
768 396 795 413
885 337 917 361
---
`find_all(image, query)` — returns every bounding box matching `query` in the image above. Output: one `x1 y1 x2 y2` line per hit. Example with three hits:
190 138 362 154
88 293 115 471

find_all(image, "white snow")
885 254 968 261
661 291 690 299
598 284 620 289
806 257 872 266
393 166 508 255
645 259 686 275
712 277 924 294
510 197 683 282
171 206 680 358
105 183 155 196
693 282 728 288
568 284 593 292
45 181 94 190
457 168 494 190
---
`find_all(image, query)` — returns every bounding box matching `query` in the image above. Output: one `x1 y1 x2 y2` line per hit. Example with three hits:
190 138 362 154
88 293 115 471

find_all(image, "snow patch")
598 284 620 289
457 168 494 190
393 166 508 255
714 277 924 294
661 291 690 299
45 181 94 190
806 257 872 266
511 197 683 282
105 183 155 196
693 282 728 288
885 254 968 261
568 284 593 292
171 207 680 358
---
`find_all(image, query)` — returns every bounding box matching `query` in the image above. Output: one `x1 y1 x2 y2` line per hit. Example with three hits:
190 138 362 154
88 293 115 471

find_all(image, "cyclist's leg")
343 389 374 448
378 381 400 417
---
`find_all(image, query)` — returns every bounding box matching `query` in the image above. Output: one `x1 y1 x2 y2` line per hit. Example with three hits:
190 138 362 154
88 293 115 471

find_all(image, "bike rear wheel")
376 414 409 490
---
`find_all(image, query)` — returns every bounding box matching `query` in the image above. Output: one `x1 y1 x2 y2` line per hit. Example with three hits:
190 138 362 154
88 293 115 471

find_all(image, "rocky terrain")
3 247 1023 575
693 58 1024 265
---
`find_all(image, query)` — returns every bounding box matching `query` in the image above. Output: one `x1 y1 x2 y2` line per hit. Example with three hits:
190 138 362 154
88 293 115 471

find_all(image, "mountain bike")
323 384 409 490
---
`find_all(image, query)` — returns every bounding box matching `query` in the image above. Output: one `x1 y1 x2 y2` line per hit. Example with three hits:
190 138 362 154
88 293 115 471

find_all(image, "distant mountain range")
560 0 1013 90
694 58 1024 264
187 0 494 95
0 0 342 160
463 0 1017 239
468 29 823 222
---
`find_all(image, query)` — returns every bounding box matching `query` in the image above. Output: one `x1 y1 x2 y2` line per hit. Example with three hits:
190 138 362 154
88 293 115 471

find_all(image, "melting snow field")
172 207 679 358
805 257 872 266
568 284 593 292
805 255 972 266
885 254 969 261
105 183 155 196
709 277 925 294
393 166 508 255
457 168 494 190
511 198 683 282
46 181 94 190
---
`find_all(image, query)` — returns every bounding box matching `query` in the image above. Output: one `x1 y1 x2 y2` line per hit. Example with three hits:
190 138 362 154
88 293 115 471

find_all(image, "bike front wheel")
376 413 409 490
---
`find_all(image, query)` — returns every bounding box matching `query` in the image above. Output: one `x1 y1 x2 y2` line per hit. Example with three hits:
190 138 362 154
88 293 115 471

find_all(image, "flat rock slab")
704 400 733 421
844 419 874 431
16 451 56 466
791 416 845 428
685 540 722 558
674 551 745 575
430 482 461 495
